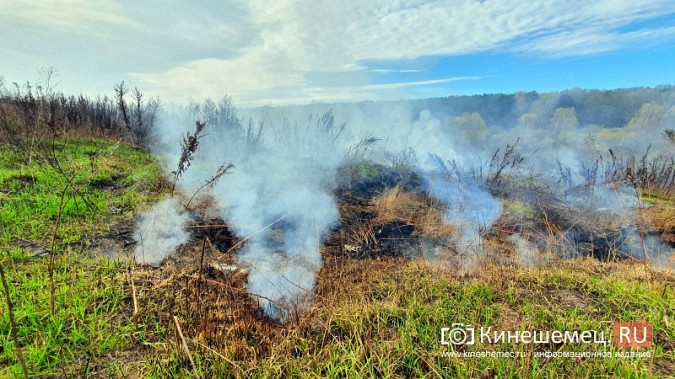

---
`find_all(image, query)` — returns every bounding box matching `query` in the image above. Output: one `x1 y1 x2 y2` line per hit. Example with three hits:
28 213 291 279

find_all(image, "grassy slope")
0 138 673 378
0 139 163 377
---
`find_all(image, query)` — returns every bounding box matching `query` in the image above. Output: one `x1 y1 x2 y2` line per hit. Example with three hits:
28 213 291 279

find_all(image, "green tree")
454 112 488 143
627 102 665 130
550 107 579 133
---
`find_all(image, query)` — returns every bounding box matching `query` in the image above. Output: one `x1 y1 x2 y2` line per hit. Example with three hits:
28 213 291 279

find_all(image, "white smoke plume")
153 101 345 320
241 96 672 266
212 118 343 320
425 176 503 252
134 196 191 265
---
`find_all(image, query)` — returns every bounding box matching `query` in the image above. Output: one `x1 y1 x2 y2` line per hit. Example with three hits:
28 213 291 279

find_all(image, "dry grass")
125 244 675 377
642 195 675 245
371 186 456 238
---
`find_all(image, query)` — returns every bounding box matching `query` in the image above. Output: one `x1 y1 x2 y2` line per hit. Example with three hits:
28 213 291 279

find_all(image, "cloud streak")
133 0 675 104
237 77 486 106
0 0 135 35
3 0 675 104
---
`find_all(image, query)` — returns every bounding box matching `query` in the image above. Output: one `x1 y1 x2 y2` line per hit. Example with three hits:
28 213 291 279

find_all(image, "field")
0 82 674 378
1 136 673 378
5 1 675 376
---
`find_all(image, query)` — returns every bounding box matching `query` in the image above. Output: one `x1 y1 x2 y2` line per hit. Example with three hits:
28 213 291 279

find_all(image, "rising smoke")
136 91 673 319
148 100 346 320
134 196 191 265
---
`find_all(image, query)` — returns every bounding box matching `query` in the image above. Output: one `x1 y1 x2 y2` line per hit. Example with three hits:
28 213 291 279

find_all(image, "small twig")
127 265 138 316
198 237 207 283
217 213 290 260
184 163 234 210
172 315 201 378
189 338 242 372
188 224 230 229
0 261 29 379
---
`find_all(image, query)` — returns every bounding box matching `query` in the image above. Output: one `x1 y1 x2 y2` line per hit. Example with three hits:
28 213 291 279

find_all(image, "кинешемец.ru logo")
441 322 652 347
613 321 652 348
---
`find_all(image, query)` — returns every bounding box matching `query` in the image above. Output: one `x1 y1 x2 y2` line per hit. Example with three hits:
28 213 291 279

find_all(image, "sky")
1 0 675 107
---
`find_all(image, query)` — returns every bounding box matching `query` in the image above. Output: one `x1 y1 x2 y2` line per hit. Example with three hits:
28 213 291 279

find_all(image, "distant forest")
1 71 673 147
421 85 675 128
348 85 675 130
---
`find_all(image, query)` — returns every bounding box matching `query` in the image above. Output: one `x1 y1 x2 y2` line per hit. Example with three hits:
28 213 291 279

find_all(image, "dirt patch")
89 238 130 259
17 239 49 257
9 174 38 185
89 174 124 189
86 219 137 259
545 288 597 312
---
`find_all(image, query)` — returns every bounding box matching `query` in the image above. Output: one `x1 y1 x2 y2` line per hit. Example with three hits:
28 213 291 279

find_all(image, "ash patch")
338 162 422 200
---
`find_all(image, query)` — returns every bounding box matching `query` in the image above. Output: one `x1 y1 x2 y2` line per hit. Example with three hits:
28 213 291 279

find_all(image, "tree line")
0 68 158 147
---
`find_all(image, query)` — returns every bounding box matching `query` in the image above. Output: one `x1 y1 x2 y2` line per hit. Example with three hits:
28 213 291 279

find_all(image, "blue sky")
1 0 675 106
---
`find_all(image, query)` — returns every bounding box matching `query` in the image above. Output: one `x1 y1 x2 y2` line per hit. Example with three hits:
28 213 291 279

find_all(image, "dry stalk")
172 315 201 378
197 236 209 315
172 121 206 195
0 261 29 379
127 264 138 316
49 171 78 315
188 224 230 229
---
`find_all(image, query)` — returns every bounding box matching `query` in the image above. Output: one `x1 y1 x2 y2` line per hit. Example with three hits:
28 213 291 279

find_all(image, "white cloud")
236 76 484 106
134 0 675 104
369 69 426 73
349 77 481 91
0 0 135 35
516 25 675 56
3 0 675 104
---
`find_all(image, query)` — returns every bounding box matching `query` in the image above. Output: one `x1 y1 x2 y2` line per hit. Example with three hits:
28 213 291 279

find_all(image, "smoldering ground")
134 93 673 320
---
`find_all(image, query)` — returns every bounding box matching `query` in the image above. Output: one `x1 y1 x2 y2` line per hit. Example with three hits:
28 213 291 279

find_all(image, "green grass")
1 248 133 377
502 199 538 220
0 139 162 245
0 138 163 377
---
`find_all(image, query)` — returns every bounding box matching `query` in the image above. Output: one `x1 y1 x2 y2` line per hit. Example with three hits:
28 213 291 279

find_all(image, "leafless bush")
0 71 157 148
432 139 527 191
172 121 206 194
604 147 675 195
114 81 159 145
484 138 526 190
664 129 675 145
384 146 417 170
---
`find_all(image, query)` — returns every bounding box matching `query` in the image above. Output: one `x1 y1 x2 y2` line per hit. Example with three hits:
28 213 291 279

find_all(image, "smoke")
150 101 345 320
622 233 673 270
240 95 672 266
425 174 503 252
212 134 342 319
134 196 191 265
137 90 673 319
